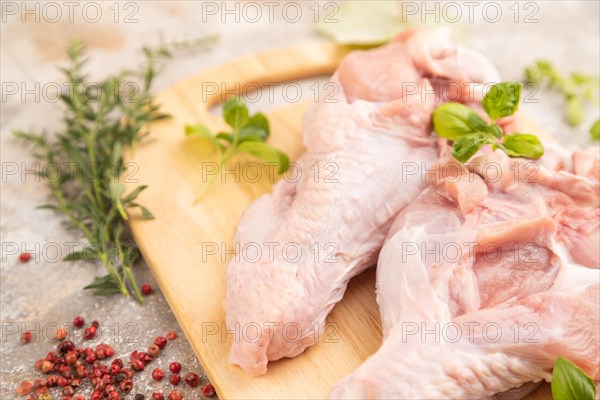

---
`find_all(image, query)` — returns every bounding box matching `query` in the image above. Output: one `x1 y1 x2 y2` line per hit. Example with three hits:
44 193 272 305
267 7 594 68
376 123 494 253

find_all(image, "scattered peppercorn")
141 283 153 295
119 378 133 393
168 362 181 374
154 336 168 349
167 389 183 400
57 340 75 354
83 326 97 340
73 316 85 328
55 327 68 341
152 368 165 381
15 381 33 396
169 374 181 386
134 394 145 400
19 252 32 263
201 383 216 397
16 316 213 399
148 344 160 357
21 331 33 343
184 372 199 388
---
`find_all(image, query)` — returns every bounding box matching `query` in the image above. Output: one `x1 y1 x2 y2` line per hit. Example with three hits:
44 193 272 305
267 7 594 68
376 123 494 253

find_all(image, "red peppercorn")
45 352 58 362
110 364 121 376
148 344 160 357
41 360 53 373
96 348 106 360
154 336 168 349
141 283 153 295
152 368 165 381
57 340 75 354
184 372 200 388
169 374 181 386
65 351 78 365
73 316 84 328
62 385 75 396
119 378 133 393
21 330 33 343
90 390 103 400
130 359 145 371
169 362 181 374
91 320 100 328
34 386 49 396
55 327 68 341
152 393 165 400
73 396 86 400
167 390 183 400
138 352 153 363
56 377 69 387
107 392 120 400
16 381 33 396
166 331 177 341
105 345 115 357
111 358 124 368
19 252 32 263
46 375 58 387
83 326 97 340
85 353 97 364
201 383 216 397
122 367 135 379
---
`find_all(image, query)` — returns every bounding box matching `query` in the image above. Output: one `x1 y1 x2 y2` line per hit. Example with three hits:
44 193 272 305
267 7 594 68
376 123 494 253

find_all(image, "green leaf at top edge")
482 82 522 122
551 357 595 400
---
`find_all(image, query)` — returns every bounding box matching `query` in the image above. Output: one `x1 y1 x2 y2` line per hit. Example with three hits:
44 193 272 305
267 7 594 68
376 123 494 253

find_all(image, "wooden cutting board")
124 41 551 399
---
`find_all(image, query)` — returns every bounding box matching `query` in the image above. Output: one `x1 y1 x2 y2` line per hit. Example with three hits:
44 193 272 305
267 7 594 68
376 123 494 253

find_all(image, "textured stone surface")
1 1 598 399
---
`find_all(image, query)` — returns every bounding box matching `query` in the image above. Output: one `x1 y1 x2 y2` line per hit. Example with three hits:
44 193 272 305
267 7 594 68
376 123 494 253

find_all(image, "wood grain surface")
124 41 551 399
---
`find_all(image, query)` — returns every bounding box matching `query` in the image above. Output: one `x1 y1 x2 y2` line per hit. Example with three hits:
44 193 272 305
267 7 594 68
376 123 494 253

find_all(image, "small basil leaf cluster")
525 59 599 140
551 357 596 400
432 82 544 163
185 98 290 202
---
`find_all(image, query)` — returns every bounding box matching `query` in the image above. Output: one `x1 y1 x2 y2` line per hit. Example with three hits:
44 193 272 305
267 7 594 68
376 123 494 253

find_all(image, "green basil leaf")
590 119 600 141
238 135 264 144
485 124 503 138
566 97 584 126
432 103 488 141
551 357 595 400
185 125 222 150
237 141 289 174
215 132 233 143
452 134 490 163
482 82 522 121
222 97 249 129
501 133 544 159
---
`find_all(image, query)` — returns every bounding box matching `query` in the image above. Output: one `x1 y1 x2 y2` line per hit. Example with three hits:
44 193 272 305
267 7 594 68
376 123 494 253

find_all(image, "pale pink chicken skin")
329 151 600 399
225 29 501 376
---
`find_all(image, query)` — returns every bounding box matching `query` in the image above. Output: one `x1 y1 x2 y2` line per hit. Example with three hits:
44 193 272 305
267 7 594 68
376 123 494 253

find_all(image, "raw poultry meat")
329 150 600 399
225 29 501 376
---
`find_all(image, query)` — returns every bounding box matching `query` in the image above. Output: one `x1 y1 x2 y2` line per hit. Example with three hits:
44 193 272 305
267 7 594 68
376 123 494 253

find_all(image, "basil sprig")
185 98 290 202
432 82 544 163
551 357 596 400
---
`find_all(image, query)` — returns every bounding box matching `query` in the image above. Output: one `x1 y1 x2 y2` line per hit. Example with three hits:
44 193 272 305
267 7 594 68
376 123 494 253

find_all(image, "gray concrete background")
1 1 599 399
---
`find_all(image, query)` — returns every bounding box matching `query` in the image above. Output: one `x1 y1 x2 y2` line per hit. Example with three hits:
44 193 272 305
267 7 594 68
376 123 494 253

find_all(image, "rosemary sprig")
14 40 178 303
